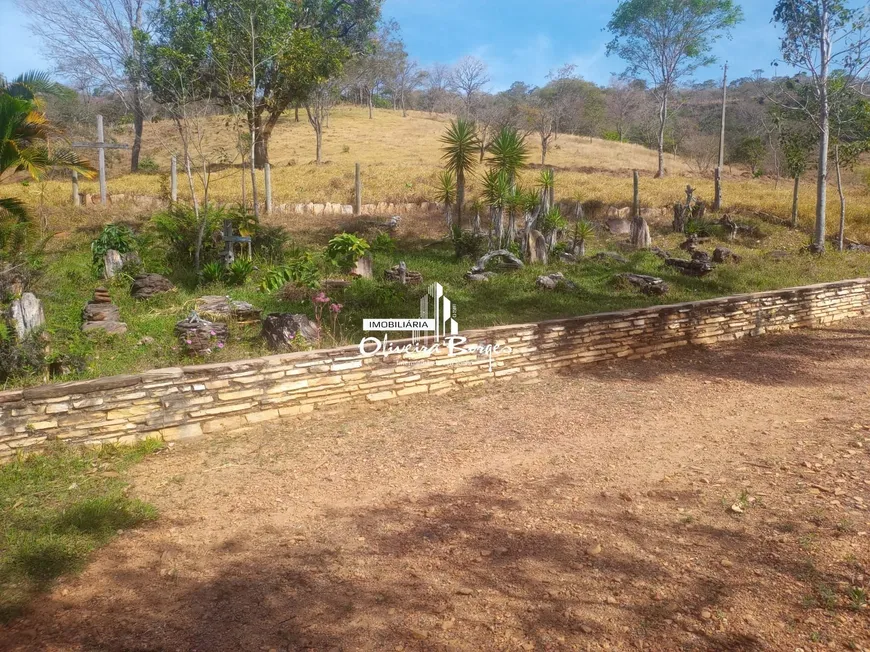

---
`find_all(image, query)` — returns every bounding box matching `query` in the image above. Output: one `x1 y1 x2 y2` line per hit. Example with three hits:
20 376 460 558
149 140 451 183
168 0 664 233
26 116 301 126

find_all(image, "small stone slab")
131 273 174 300
82 288 127 335
617 273 669 296
536 272 577 291
82 320 128 335
591 252 628 265
665 257 714 277
605 218 631 235
465 272 493 283
195 295 261 322
713 247 741 264
262 313 320 350
351 254 373 279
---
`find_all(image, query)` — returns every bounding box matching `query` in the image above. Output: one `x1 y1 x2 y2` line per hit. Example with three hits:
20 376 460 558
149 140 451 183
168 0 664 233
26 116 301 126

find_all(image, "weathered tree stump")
470 250 525 275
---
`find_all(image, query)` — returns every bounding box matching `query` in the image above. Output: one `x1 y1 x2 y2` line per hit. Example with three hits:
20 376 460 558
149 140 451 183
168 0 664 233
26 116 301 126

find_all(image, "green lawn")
0 439 163 620
12 215 870 386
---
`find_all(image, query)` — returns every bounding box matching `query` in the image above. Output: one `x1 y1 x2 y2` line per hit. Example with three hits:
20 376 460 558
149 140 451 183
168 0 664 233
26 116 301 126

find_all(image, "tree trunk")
655 90 668 178
241 157 247 211
401 89 407 118
814 7 831 252
541 136 548 166
130 85 144 172
791 174 800 229
368 90 373 119
247 113 260 220
295 105 299 122
456 170 465 229
836 145 845 251
306 106 323 166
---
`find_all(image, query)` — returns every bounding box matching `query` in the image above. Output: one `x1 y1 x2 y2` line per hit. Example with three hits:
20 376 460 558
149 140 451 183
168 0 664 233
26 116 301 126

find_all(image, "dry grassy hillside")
7 105 870 241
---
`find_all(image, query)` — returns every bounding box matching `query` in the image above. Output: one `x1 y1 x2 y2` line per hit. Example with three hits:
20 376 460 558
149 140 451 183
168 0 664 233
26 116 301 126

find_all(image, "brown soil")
3 322 870 652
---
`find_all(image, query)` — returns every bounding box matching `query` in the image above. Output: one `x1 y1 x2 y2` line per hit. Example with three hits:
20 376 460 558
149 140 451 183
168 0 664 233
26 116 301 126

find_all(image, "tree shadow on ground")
7 470 865 651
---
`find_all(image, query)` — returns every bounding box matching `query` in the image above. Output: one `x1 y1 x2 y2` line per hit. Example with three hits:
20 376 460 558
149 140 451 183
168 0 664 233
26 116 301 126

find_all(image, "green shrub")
325 233 369 272
371 232 396 255
137 156 159 173
226 259 254 286
251 224 291 263
199 262 225 285
260 253 319 292
602 131 621 142
150 204 224 268
451 226 487 260
90 224 136 268
0 333 46 383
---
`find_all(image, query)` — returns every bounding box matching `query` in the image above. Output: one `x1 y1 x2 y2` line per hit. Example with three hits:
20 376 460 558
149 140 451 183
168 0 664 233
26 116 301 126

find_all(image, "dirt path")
3 322 870 652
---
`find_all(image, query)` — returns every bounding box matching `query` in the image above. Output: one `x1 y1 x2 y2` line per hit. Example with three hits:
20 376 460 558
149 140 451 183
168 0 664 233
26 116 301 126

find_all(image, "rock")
591 252 628 264
527 229 548 265
9 292 45 339
82 320 128 335
465 273 491 283
629 216 652 249
720 559 734 568
605 217 632 235
586 543 602 556
351 254 373 279
195 295 262 322
321 279 351 291
261 313 320 350
713 247 742 264
175 313 229 354
559 252 578 263
131 273 174 300
536 273 576 291
766 250 791 261
691 250 711 264
91 287 112 303
650 246 670 260
844 238 870 252
470 250 524 274
83 302 121 322
700 609 712 621
103 250 124 278
138 336 154 345
665 257 714 277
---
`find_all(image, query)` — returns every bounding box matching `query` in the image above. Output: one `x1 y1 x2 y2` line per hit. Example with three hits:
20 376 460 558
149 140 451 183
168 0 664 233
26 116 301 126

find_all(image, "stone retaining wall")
2 278 869 459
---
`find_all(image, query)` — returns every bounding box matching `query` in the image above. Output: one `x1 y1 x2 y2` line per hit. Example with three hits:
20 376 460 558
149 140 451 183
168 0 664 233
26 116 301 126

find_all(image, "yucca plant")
440 118 478 228
537 168 555 215
434 170 457 230
572 220 595 257
469 198 485 235
487 126 529 185
481 168 510 245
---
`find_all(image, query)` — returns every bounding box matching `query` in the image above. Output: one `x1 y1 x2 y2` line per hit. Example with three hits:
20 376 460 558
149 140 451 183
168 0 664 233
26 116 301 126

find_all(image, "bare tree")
395 58 423 117
774 0 870 252
450 56 490 114
306 80 340 164
606 77 644 141
21 0 151 172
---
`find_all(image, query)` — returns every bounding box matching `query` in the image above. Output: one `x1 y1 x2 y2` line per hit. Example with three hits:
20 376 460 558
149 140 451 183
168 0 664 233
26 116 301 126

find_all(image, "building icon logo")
419 282 458 342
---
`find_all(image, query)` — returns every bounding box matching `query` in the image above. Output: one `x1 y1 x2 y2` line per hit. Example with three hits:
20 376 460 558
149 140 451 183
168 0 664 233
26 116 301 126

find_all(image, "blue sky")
1 0 788 89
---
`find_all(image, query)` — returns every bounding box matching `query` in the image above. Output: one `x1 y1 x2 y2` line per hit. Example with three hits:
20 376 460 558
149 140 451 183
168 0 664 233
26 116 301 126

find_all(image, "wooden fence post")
354 163 362 216
96 115 107 206
713 167 722 212
264 161 272 214
72 171 80 206
549 167 555 209
170 155 177 204
632 169 640 218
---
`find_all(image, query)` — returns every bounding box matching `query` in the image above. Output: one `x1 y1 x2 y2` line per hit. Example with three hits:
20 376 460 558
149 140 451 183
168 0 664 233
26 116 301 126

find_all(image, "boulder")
665 257 714 277
195 295 262 322
82 288 127 335
262 313 320 350
617 273 669 296
83 302 121 322
605 218 632 235
465 272 492 283
536 272 577 291
713 247 742 264
82 320 128 335
176 315 228 355
8 292 44 339
103 250 124 278
691 250 711 264
131 273 174 300
650 246 670 260
351 254 373 279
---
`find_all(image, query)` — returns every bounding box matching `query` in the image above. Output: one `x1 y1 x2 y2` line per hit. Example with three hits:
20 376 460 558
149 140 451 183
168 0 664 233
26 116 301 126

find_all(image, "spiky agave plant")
572 220 595 257
440 118 479 228
434 170 457 230
481 168 510 246
486 126 529 185
537 167 554 214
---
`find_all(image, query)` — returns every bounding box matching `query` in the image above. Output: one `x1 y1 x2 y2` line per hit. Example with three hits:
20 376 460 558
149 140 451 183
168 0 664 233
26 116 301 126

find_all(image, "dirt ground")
3 321 870 652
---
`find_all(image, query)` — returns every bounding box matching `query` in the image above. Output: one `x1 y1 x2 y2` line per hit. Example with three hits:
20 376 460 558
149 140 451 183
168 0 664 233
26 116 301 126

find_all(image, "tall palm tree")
486 126 529 186
440 118 479 228
0 92 94 222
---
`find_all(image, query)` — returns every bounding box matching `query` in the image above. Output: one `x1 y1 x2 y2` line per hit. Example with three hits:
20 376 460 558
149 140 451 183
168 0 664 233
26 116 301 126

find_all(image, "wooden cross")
71 115 129 206
221 219 252 264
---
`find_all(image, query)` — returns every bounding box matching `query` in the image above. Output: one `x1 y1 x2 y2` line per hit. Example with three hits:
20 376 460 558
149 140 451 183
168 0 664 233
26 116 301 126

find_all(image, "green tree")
606 0 743 178
774 0 870 252
731 136 766 175
780 126 816 228
440 118 479 228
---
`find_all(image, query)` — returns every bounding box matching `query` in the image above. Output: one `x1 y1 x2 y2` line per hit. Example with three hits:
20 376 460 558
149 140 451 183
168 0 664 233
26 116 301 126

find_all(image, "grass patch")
0 439 163 620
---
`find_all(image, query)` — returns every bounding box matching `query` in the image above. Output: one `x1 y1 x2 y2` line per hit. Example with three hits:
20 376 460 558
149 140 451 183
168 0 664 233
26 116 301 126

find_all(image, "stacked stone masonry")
2 279 868 459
